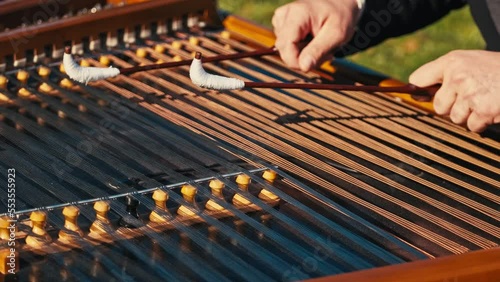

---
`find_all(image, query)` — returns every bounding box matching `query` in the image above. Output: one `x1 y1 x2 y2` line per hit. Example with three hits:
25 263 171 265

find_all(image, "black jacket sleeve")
335 0 467 56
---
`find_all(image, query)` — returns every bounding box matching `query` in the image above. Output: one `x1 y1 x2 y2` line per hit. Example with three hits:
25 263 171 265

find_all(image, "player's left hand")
410 50 500 132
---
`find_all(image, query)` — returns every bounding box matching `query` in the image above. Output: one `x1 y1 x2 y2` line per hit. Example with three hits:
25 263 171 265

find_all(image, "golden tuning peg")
0 216 11 241
38 66 51 78
16 70 29 84
154 44 165 54
150 190 172 223
232 174 251 206
172 55 182 62
59 62 66 74
17 87 31 98
80 59 91 67
38 82 53 93
136 48 148 58
0 93 10 105
205 179 226 211
0 216 18 275
99 56 111 67
58 206 84 243
0 75 7 89
25 211 52 248
258 170 279 201
171 41 182 50
89 201 113 237
220 31 233 50
188 37 199 46
59 78 74 89
0 248 19 275
220 31 231 40
177 185 198 217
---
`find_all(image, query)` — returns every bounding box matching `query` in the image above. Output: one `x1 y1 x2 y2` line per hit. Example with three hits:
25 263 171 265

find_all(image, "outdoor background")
218 0 485 81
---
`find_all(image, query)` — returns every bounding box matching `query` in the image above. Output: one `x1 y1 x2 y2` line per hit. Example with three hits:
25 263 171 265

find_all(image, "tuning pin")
0 216 10 241
38 66 51 79
220 31 231 40
80 59 91 67
58 110 67 119
154 45 165 54
58 206 84 243
258 170 279 201
37 117 46 126
78 104 88 113
0 75 7 89
118 195 143 228
172 55 182 62
0 248 19 275
17 87 31 98
136 48 148 58
0 216 17 275
189 37 199 46
0 93 10 105
59 78 74 88
99 56 111 67
59 62 66 74
171 41 182 50
89 201 113 238
149 190 172 224
220 31 232 49
16 70 29 84
205 180 225 211
232 174 251 206
177 185 198 217
25 211 52 248
38 82 53 94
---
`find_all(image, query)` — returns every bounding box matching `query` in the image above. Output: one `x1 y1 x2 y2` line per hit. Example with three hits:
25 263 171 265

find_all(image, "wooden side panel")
307 248 500 282
0 0 220 64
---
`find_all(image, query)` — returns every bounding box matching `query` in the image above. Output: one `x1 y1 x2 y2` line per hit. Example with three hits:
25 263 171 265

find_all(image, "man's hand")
272 0 361 72
410 50 500 132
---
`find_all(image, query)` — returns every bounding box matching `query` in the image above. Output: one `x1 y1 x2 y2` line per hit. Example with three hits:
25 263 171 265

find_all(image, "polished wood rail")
307 248 500 282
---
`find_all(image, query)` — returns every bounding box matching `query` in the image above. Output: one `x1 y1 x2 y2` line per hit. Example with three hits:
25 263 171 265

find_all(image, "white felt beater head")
63 47 120 84
189 53 245 90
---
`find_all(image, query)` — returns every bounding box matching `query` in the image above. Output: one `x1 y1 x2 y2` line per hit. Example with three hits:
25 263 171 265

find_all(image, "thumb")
298 23 346 72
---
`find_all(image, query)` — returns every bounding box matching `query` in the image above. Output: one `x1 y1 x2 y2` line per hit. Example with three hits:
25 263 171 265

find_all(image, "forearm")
336 0 468 56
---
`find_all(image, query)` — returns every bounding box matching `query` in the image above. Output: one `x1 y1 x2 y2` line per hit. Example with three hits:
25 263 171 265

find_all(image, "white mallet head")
190 52 244 90
63 47 120 84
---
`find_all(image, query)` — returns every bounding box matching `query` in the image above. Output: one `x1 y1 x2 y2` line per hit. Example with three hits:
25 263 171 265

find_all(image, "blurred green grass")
218 0 485 81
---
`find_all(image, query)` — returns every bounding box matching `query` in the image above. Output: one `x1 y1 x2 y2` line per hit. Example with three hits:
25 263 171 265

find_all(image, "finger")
277 42 301 69
272 5 289 30
467 111 494 133
432 82 457 115
298 20 346 72
274 7 310 69
409 56 448 87
449 98 471 124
